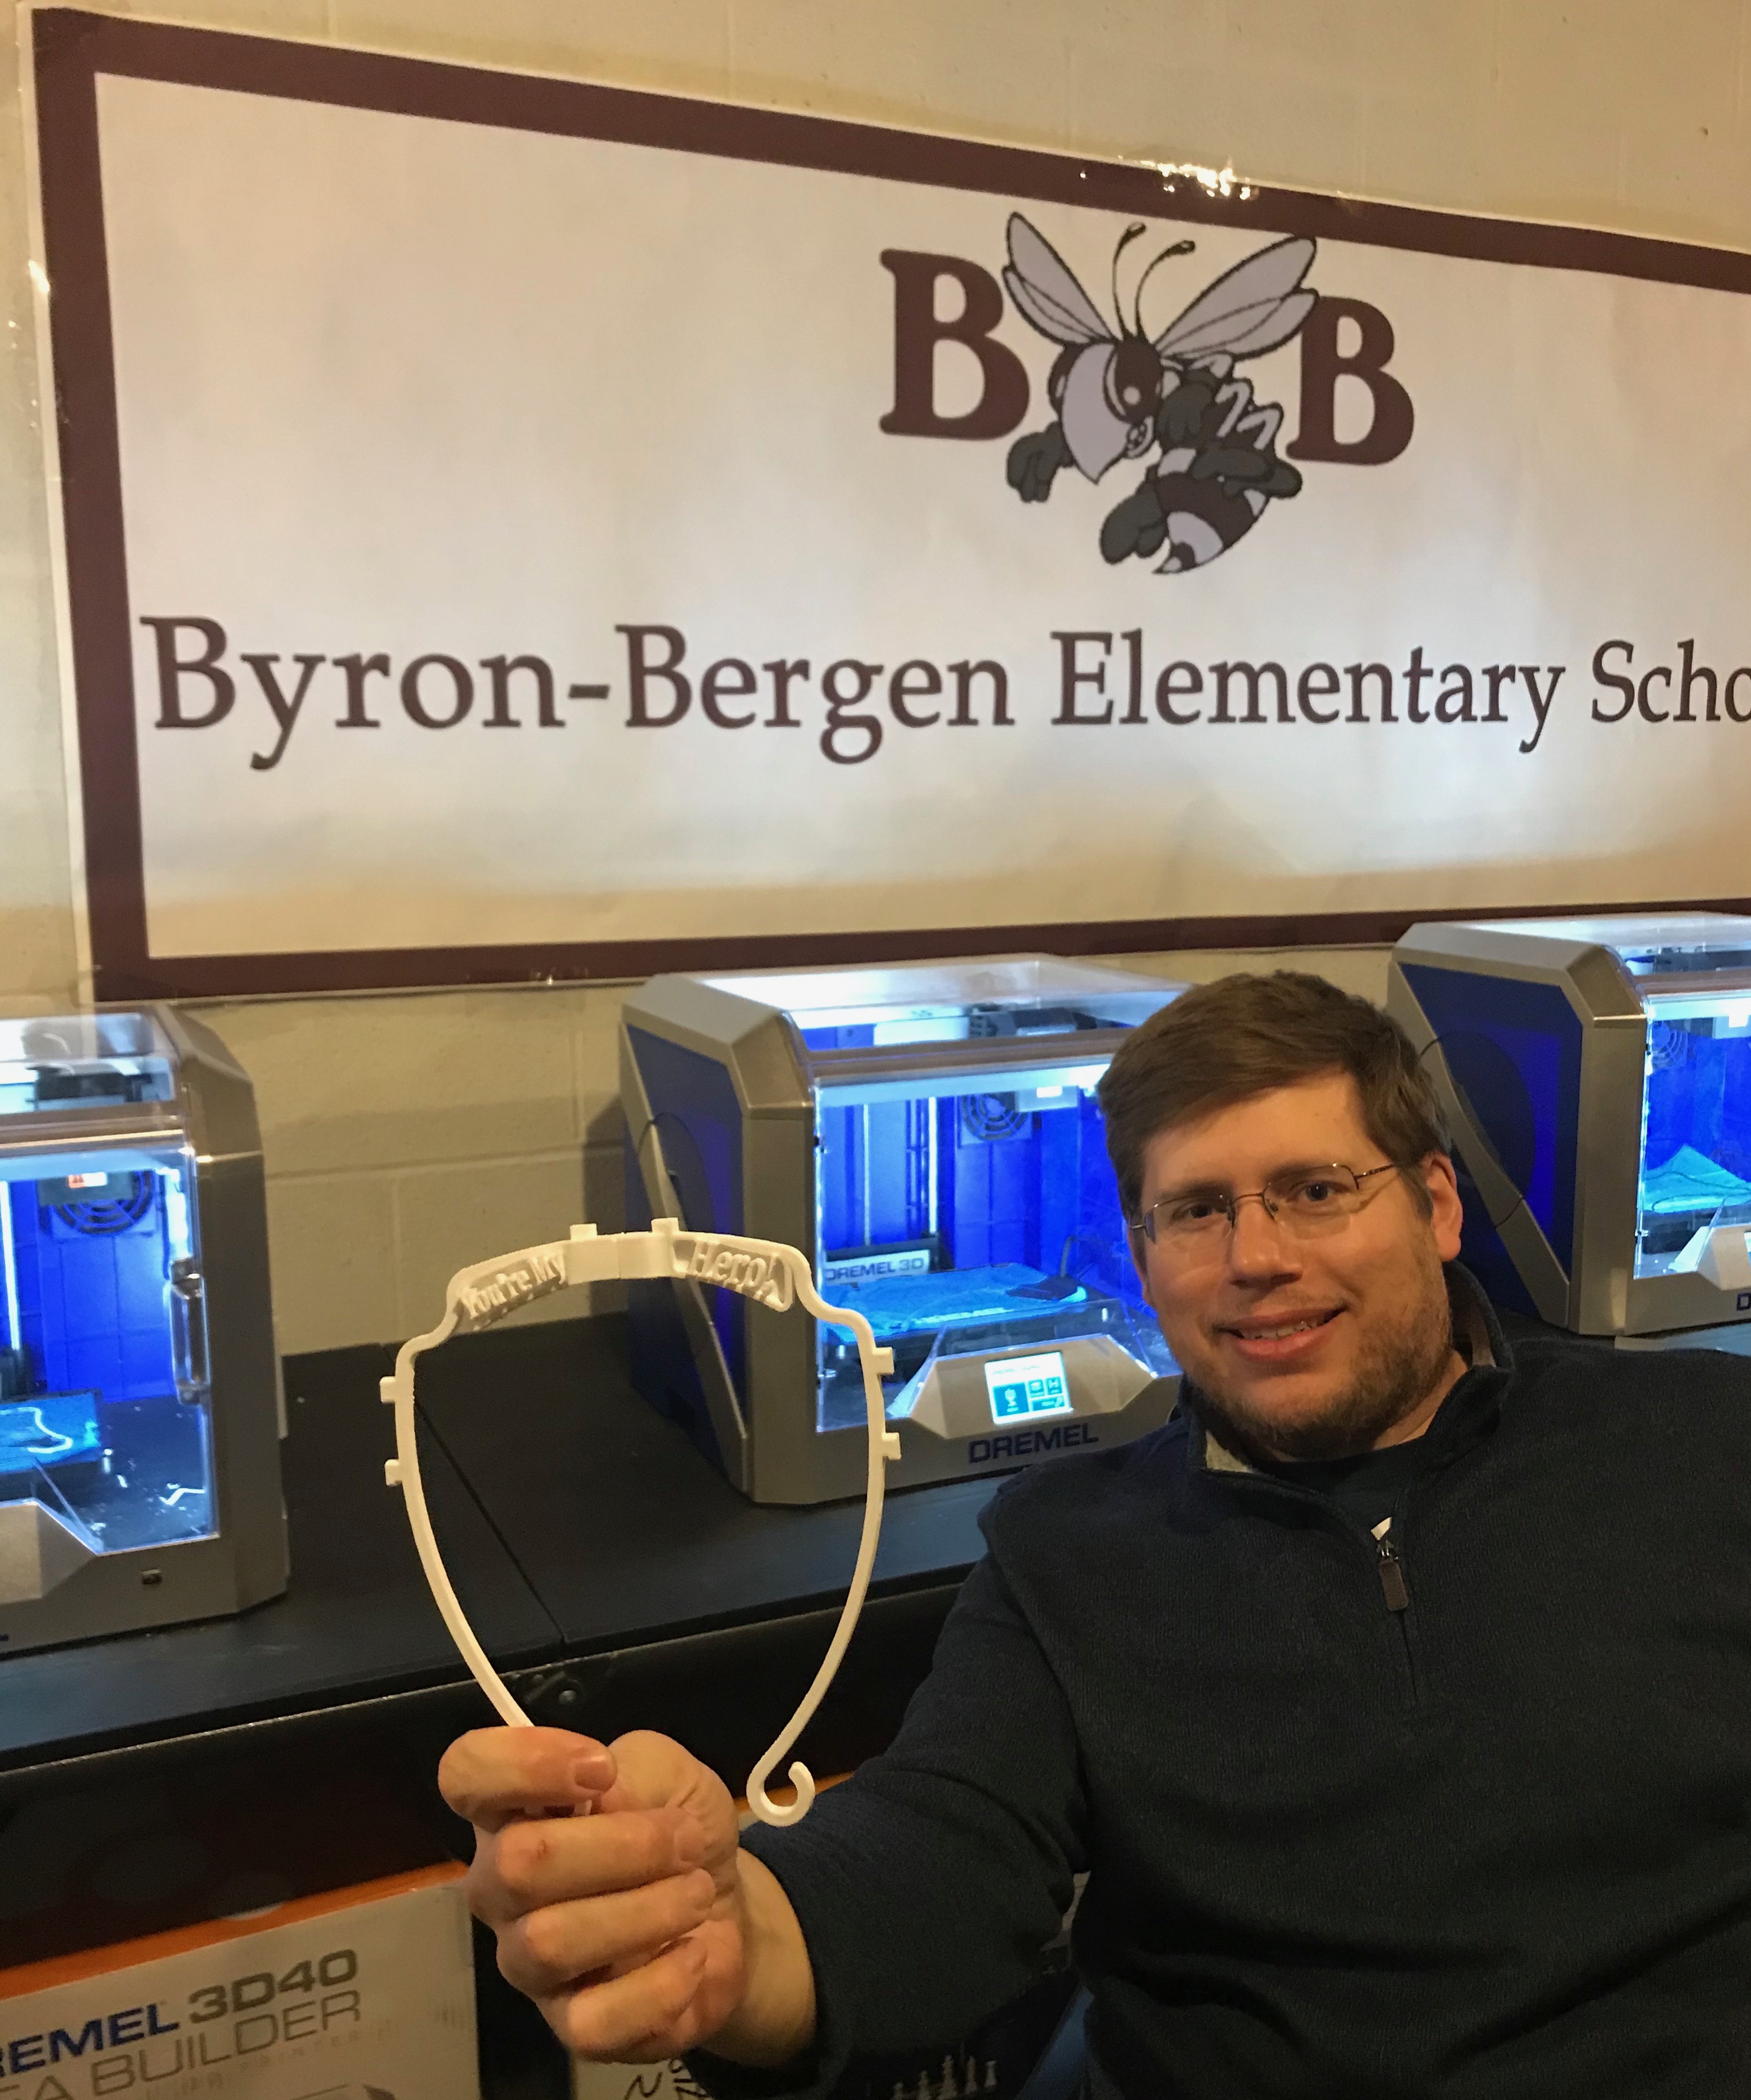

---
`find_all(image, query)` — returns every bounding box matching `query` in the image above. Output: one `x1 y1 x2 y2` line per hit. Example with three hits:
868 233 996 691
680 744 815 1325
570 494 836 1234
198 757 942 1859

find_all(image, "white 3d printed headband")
382 1217 898 1826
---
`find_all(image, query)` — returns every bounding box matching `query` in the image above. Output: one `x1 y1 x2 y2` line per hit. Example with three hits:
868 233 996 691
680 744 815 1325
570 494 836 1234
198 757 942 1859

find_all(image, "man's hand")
439 1727 816 2068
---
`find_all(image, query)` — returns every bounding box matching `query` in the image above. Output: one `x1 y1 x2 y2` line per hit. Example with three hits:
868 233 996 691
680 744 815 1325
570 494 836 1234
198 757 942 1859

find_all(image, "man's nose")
1224 1194 1302 1280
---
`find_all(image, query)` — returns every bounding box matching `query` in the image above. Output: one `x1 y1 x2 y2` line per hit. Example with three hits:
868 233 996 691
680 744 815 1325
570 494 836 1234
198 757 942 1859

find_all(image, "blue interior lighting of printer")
1638 1014 1751 1264
819 1090 1110 1284
0 1164 215 1550
827 1263 1089 1345
1640 1145 1751 1214
815 1084 1165 1430
5 1174 182 1404
0 1391 100 1475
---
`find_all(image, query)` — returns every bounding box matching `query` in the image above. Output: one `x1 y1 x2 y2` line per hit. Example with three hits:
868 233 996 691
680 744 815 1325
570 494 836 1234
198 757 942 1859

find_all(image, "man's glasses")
1132 1161 1404 1249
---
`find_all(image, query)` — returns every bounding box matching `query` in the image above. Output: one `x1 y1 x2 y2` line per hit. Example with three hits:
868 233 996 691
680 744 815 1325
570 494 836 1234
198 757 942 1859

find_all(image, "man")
442 972 1751 2096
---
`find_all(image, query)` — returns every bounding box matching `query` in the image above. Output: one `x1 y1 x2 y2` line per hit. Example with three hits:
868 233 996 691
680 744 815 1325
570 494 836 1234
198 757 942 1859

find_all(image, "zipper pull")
1375 1528 1410 1612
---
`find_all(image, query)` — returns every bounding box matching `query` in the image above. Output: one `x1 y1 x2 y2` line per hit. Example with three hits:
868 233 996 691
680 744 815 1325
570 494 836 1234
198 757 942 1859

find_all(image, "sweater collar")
1187 1263 1512 1478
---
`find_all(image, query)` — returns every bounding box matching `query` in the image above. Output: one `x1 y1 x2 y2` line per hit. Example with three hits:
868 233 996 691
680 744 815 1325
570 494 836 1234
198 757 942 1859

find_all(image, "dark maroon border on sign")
34 9 1751 1000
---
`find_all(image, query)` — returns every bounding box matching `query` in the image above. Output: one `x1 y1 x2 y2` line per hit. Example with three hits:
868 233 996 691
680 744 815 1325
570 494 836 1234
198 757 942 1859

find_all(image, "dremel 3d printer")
1389 913 1751 1350
0 1009 285 1653
620 957 1186 1503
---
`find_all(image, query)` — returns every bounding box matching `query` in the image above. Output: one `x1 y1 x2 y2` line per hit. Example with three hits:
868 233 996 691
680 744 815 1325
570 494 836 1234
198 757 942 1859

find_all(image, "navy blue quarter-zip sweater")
719 1284 1751 2098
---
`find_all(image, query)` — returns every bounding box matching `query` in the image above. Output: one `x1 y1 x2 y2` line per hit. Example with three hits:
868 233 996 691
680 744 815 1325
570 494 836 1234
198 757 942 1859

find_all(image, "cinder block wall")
188 982 628 1352
189 945 1389 1355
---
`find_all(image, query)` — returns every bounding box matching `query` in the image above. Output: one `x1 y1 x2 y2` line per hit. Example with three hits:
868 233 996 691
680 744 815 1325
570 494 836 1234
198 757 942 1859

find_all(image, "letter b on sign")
1288 297 1414 465
879 251 1030 439
142 616 234 727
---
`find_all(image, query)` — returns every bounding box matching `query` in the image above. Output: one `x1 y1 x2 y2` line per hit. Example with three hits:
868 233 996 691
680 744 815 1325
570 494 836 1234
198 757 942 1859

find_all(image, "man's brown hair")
1098 971 1449 1222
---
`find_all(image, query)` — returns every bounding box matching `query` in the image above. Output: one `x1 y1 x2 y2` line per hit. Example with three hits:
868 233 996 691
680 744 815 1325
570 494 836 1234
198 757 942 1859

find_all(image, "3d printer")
0 1008 285 1652
1389 913 1751 1346
620 957 1185 1503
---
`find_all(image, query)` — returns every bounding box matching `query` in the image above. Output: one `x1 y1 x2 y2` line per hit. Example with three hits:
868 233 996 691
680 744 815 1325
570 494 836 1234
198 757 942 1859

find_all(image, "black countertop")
1 1303 1597 1780
416 1313 1000 1653
1 1314 994 1776
1 1315 996 1972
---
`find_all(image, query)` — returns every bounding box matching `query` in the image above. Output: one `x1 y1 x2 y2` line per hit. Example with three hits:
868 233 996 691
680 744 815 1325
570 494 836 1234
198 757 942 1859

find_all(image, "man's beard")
1180 1254 1458 1464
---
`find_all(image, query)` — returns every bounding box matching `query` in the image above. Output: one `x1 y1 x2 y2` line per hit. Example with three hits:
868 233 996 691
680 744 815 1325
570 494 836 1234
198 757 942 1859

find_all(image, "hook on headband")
381 1217 899 1826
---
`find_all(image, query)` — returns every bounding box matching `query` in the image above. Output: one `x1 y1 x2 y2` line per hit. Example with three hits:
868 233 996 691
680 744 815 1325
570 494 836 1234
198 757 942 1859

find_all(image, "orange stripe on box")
0 1860 465 1999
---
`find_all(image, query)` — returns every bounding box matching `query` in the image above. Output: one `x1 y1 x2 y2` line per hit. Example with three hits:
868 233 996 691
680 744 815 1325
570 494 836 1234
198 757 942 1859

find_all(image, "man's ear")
1423 1151 1464 1263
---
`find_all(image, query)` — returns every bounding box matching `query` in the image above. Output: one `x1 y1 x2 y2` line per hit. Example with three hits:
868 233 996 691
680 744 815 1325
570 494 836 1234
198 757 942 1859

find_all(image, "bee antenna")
1132 237 1196 337
1111 222 1148 331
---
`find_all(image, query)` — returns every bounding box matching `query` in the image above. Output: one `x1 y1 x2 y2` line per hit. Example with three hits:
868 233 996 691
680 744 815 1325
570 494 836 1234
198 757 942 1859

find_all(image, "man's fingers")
439 1727 744 2060
599 1729 721 1814
550 1935 713 2063
496 1870 715 1999
439 1727 615 1831
474 1805 705 1923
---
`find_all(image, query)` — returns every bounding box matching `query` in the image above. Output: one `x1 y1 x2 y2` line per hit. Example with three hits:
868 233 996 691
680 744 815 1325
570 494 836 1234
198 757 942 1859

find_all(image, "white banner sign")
34 14 1751 994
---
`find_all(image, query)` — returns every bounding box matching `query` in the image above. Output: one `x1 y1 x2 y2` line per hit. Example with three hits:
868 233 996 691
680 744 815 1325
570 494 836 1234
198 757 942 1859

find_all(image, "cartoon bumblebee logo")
1001 213 1317 573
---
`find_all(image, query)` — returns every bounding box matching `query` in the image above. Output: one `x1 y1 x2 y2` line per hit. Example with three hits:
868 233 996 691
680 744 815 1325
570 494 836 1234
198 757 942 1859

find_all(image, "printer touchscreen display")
984 1350 1073 1423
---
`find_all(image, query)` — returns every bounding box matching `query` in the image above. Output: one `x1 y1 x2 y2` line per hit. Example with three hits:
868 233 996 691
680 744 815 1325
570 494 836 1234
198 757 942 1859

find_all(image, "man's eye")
1169 1197 1225 1227
1288 1178 1341 1207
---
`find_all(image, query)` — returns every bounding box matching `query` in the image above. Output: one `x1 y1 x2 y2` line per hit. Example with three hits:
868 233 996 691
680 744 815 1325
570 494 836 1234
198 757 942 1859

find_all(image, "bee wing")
1153 237 1316 362
1003 213 1113 347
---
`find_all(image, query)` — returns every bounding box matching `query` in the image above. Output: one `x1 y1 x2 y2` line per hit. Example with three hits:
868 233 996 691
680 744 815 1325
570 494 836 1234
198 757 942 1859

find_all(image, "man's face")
1132 1073 1465 1461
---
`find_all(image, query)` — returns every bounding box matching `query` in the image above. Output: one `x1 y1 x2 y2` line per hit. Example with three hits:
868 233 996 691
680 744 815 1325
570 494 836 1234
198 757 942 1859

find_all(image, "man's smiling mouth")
1221 1309 1342 1342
